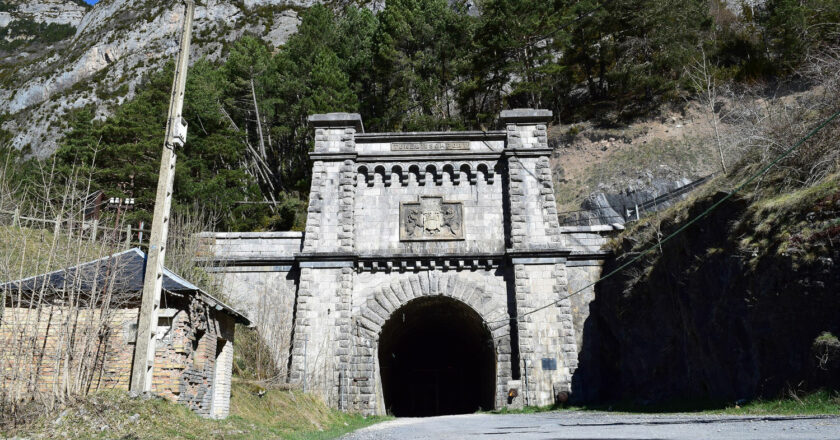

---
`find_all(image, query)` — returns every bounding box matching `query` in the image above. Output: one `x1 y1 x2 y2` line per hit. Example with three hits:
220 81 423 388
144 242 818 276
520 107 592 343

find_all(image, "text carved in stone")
400 197 464 241
391 141 469 151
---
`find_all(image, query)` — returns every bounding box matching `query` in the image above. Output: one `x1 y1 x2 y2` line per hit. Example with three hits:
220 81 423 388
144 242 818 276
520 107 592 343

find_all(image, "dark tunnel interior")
378 296 496 417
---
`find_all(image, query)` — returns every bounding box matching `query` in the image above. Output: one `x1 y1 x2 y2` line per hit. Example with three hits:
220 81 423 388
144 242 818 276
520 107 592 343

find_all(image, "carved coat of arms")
400 197 463 241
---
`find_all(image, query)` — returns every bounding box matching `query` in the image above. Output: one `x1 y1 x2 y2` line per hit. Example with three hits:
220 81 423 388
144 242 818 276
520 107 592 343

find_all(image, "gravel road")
342 412 840 439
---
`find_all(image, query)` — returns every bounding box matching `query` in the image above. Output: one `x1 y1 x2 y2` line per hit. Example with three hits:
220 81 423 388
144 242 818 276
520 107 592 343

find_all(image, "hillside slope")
570 53 840 404
575 177 840 404
0 0 306 156
550 102 721 222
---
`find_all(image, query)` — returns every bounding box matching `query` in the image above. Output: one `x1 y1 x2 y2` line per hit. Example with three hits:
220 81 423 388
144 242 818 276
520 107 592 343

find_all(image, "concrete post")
130 0 194 394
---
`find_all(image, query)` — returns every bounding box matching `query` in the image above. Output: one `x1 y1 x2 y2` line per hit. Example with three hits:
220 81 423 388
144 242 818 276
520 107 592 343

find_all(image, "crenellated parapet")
355 161 498 187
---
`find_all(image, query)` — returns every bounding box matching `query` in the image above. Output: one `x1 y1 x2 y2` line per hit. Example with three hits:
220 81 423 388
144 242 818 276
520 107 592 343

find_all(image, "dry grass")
0 381 386 440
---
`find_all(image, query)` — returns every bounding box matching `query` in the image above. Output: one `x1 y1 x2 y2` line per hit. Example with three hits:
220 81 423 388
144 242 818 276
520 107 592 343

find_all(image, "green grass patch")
715 390 840 415
752 174 840 222
486 391 840 416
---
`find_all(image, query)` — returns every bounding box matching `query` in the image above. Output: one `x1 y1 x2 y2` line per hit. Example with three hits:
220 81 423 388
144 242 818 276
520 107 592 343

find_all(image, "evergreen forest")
11 0 839 231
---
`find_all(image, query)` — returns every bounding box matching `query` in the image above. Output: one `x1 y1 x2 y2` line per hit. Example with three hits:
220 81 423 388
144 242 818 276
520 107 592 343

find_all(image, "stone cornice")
310 148 553 161
309 152 357 161
195 256 297 267
201 249 611 273
503 147 553 157
308 151 508 162
308 113 364 132
355 130 506 142
505 248 573 258
567 250 612 260
357 151 503 162
499 108 552 124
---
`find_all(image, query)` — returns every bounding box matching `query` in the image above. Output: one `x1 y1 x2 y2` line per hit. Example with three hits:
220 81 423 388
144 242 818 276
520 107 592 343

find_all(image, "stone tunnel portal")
378 297 496 417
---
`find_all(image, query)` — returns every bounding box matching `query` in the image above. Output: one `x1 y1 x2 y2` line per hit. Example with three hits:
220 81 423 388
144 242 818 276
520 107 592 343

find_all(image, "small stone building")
0 248 249 419
201 110 618 416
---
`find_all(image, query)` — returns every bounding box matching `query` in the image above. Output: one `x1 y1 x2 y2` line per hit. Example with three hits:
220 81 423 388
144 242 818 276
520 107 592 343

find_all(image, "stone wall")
0 307 138 395
199 232 301 377
0 294 238 419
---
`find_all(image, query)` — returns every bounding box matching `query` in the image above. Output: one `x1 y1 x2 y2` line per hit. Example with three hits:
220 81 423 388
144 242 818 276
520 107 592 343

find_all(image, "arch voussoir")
485 309 508 328
361 305 385 328
373 289 395 314
399 278 414 300
409 276 423 298
390 280 408 304
418 272 431 295
461 285 479 305
366 298 389 322
357 274 507 344
429 271 442 295
379 286 400 312
443 274 457 296
450 278 467 300
358 314 381 335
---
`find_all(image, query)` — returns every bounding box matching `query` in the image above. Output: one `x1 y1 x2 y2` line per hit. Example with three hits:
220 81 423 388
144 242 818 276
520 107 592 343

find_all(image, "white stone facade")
202 110 613 415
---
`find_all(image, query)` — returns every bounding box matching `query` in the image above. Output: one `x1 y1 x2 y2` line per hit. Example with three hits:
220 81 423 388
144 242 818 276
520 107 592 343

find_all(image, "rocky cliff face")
573 188 840 404
1 0 88 28
0 0 307 157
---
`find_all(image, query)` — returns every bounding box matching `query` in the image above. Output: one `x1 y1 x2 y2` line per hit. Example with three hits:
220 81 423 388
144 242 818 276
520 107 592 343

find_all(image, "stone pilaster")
304 113 363 253
338 159 356 252
292 113 362 405
502 109 577 406
513 263 537 404
350 323 378 414
508 156 528 250
302 162 325 253
536 156 563 245
553 262 577 390
289 267 314 384
335 266 353 410
502 109 556 251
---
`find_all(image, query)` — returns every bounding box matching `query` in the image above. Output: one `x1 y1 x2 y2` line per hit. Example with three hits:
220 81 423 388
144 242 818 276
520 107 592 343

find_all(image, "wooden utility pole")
130 0 194 393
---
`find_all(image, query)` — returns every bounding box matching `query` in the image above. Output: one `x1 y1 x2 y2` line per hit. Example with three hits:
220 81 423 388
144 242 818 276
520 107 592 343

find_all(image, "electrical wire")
489 107 840 334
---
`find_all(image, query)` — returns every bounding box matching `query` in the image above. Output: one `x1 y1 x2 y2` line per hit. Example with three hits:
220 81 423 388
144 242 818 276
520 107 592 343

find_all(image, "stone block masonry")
204 110 614 416
0 294 240 419
1 249 249 420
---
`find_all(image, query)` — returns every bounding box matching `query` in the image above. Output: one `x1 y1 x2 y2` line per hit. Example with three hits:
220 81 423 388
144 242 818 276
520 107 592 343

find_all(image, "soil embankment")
574 181 840 405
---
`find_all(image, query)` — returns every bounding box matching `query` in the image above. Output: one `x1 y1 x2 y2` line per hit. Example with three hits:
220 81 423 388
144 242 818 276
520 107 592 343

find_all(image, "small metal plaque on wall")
541 358 557 370
400 196 464 241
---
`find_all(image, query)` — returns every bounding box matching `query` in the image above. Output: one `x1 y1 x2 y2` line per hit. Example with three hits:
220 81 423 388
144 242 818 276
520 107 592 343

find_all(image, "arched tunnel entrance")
378 296 496 417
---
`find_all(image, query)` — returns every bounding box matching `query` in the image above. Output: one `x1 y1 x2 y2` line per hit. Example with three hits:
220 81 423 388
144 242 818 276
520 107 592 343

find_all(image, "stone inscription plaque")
400 197 464 241
391 141 470 151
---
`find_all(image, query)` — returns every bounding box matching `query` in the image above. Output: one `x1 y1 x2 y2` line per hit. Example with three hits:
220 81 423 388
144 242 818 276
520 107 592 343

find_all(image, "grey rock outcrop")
14 0 88 26
0 0 306 157
559 177 698 226
1 0 88 29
